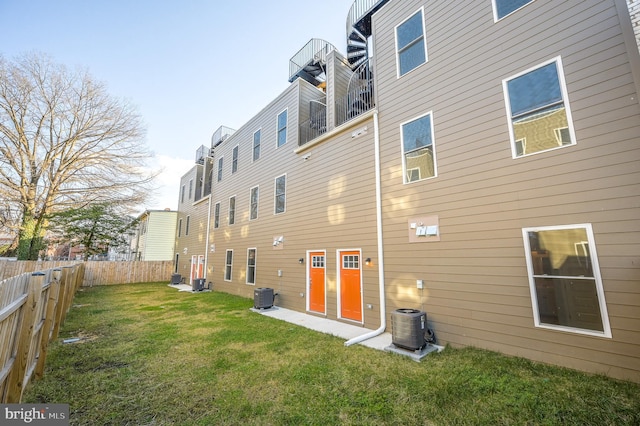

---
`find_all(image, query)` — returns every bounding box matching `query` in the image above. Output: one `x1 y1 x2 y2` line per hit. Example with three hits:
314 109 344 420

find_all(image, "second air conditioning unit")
254 288 274 309
391 308 428 351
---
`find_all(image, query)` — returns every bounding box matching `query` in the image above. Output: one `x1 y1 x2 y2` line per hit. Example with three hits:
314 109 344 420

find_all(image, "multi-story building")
131 209 178 261
175 0 640 382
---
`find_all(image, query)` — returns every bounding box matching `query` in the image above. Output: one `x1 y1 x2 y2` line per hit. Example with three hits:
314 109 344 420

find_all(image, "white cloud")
137 154 193 214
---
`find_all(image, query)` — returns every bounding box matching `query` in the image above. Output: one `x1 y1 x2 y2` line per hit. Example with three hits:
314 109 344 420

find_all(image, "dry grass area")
24 283 640 425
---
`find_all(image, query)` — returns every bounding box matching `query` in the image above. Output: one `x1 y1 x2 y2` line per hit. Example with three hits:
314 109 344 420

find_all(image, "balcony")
289 38 336 86
335 60 374 127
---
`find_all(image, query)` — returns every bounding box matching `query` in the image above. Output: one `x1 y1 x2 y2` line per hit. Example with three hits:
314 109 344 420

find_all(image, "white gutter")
345 110 386 346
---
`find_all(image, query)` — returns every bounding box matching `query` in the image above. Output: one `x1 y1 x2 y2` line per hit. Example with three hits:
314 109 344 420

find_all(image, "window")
343 255 359 269
232 145 238 173
277 110 287 147
189 179 193 199
522 224 611 337
214 202 220 229
178 218 182 237
250 186 259 220
503 57 575 158
185 215 190 235
246 248 256 285
493 0 534 21
253 129 261 161
395 8 427 77
217 157 223 182
274 174 286 214
181 185 185 203
225 249 233 281
228 196 236 225
401 112 437 183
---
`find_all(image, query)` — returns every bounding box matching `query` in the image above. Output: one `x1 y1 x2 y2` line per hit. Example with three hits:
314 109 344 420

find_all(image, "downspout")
204 195 211 279
345 109 386 346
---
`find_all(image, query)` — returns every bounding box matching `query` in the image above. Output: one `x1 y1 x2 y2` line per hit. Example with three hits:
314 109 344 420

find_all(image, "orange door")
190 255 198 283
340 250 362 322
308 252 326 313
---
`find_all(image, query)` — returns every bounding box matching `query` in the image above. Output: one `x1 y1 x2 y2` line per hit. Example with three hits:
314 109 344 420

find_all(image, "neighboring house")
132 209 178 261
175 0 640 382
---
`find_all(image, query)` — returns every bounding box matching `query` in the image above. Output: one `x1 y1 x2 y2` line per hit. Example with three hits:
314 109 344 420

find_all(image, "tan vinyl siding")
175 166 210 282
206 80 379 327
142 211 177 261
373 0 640 381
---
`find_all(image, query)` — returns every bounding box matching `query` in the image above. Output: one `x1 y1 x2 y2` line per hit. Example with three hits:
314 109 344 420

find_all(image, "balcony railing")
346 0 389 35
195 145 208 164
289 38 336 84
336 60 374 127
299 99 327 146
211 125 236 149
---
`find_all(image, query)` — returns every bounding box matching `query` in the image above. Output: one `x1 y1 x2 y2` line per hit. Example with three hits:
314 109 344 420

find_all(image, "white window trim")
246 247 257 285
213 202 220 229
232 145 239 174
224 249 233 282
276 108 288 148
252 128 261 162
502 56 576 159
400 110 438 184
521 223 612 338
217 156 224 182
492 0 536 22
274 173 287 215
228 195 236 226
249 185 259 221
395 6 428 79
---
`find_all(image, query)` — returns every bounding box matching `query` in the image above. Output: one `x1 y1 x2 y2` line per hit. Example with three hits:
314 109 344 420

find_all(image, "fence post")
34 269 62 379
5 272 45 403
51 267 72 341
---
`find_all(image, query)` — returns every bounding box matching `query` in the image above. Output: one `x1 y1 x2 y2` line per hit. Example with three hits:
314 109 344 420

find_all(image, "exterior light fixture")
299 258 304 264
365 258 371 266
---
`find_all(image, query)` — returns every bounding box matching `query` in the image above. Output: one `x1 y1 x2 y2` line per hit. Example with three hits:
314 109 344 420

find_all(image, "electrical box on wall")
417 280 423 289
408 216 440 243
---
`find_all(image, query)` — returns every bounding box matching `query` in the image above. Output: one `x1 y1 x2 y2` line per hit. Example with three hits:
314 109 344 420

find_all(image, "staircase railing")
289 39 336 83
336 60 375 127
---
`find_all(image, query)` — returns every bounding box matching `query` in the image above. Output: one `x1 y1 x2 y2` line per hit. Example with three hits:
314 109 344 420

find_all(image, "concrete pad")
250 306 393 351
384 343 443 362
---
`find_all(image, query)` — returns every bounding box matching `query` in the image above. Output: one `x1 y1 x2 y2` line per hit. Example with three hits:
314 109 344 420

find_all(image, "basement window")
522 224 611 338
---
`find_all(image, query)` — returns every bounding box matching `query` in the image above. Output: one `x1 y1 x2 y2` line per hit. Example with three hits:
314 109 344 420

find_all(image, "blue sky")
0 0 351 212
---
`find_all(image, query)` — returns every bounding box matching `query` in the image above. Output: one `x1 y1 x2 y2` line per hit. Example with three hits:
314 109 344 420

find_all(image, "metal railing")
211 126 236 149
299 99 327 146
346 0 388 34
336 60 375 126
289 39 336 83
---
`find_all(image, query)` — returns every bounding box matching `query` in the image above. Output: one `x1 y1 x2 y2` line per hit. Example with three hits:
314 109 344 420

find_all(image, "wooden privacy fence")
0 261 174 286
0 264 84 403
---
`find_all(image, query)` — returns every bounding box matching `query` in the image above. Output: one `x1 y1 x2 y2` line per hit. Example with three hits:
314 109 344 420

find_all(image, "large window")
250 186 259 220
213 202 220 229
522 224 611 337
217 157 223 182
225 249 233 282
228 196 236 225
253 129 261 161
503 57 575 158
395 8 427 77
274 174 286 214
493 0 534 21
246 248 256 285
277 110 287 147
185 215 190 235
401 112 437 183
232 145 238 173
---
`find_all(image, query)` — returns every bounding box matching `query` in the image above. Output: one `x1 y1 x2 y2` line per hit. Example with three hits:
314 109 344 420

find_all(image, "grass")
24 283 639 425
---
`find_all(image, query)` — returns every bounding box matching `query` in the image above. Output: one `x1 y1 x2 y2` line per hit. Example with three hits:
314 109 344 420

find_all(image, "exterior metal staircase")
346 0 390 68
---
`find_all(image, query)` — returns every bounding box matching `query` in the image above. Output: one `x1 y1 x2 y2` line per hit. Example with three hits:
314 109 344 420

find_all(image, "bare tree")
0 53 155 259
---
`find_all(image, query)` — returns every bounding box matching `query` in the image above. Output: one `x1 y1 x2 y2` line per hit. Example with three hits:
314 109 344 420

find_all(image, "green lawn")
24 283 639 425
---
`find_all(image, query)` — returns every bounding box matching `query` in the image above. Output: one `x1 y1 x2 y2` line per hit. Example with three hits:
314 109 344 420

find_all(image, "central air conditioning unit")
254 288 274 309
170 274 182 285
192 278 206 292
391 308 427 351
